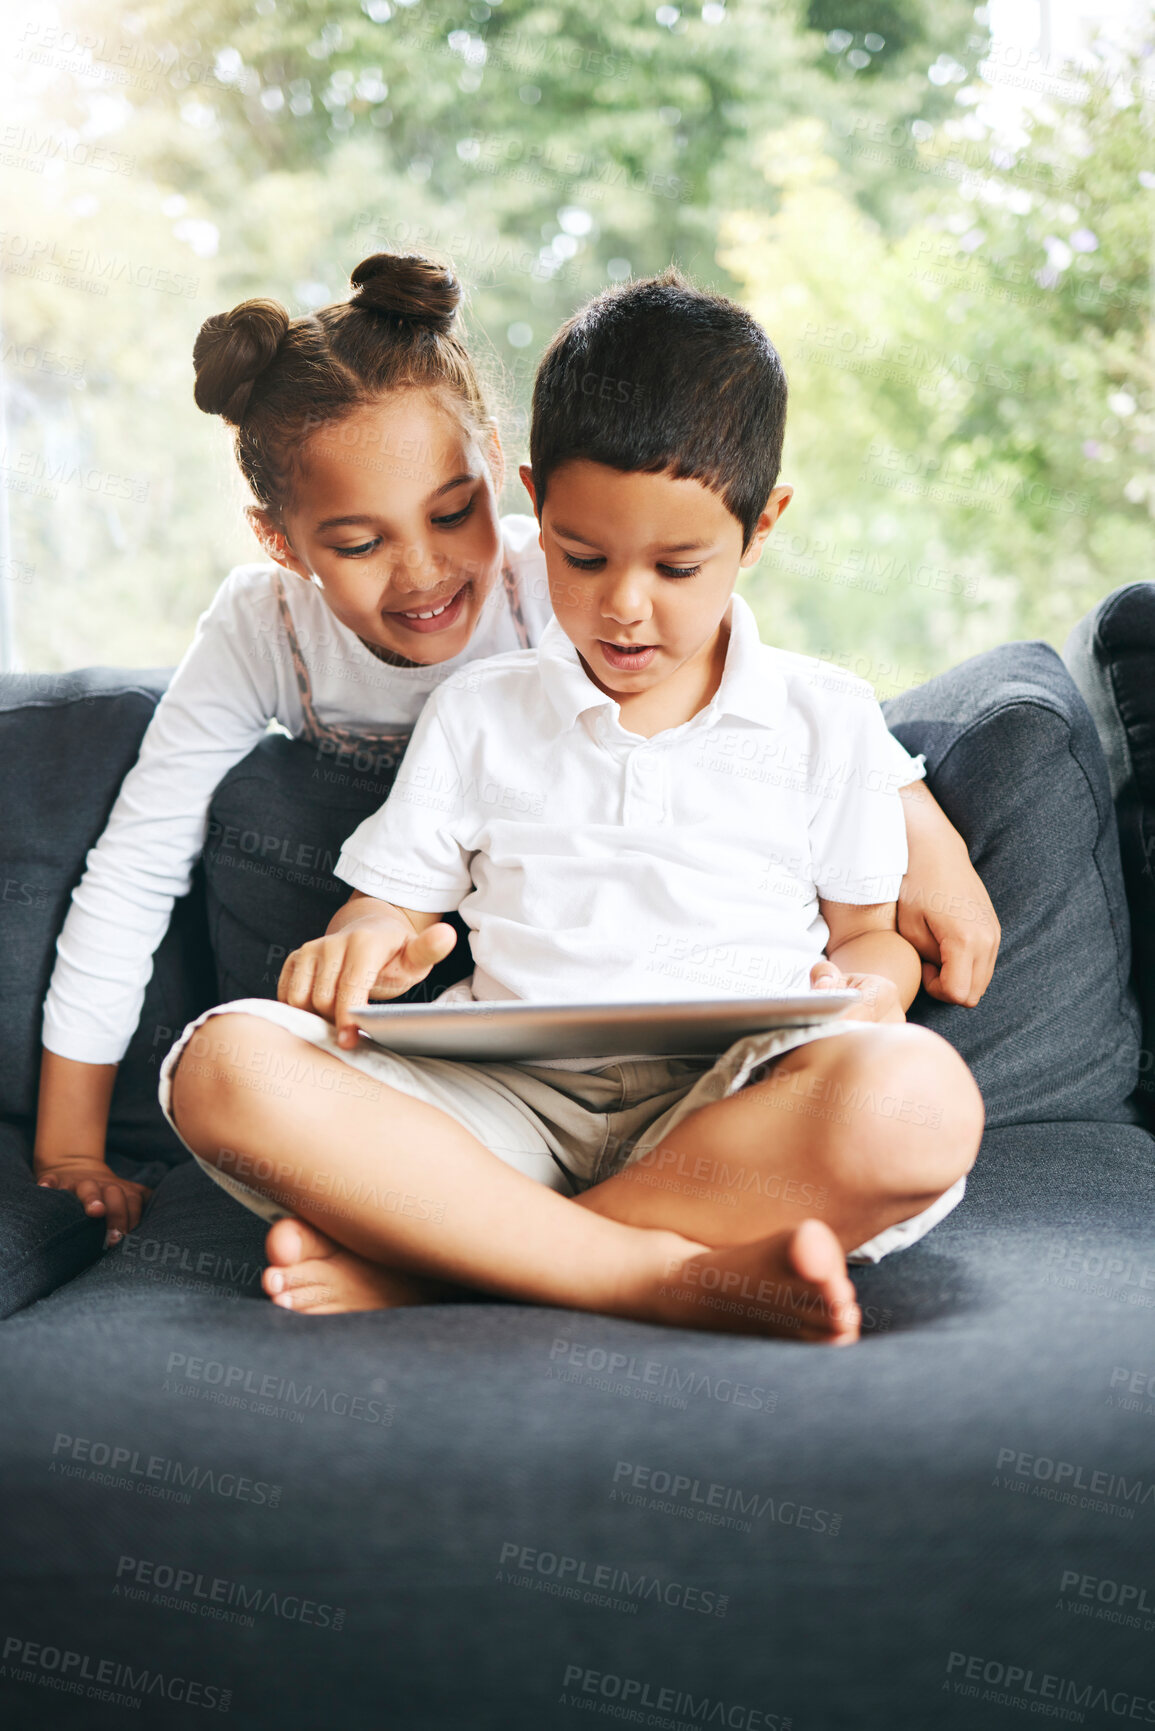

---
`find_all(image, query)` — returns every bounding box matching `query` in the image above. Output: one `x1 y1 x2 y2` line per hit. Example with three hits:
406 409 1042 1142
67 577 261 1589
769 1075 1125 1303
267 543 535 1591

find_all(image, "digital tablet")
353 992 860 1063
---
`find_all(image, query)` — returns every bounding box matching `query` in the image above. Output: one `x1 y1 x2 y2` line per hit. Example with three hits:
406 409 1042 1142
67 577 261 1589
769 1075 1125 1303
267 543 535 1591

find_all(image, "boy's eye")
562 551 605 571
659 564 701 579
332 540 380 558
432 500 474 528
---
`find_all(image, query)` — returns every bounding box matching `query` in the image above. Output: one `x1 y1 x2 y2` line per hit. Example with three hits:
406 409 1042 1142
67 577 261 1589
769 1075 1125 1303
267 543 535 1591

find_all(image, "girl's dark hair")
193 253 488 517
529 269 788 547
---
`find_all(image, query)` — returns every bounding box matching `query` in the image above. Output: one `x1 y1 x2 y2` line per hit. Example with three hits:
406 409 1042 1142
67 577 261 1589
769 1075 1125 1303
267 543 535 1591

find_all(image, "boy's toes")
259 1218 445 1315
265 1216 340 1270
787 1219 859 1343
268 1281 334 1313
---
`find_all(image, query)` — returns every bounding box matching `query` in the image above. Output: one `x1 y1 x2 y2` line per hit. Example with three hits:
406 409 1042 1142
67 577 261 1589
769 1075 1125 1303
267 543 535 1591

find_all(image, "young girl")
33 252 998 1247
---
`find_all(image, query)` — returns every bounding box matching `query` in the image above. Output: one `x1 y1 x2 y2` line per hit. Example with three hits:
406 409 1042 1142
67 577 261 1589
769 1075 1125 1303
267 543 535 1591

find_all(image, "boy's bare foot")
261 1218 450 1314
653 1218 860 1344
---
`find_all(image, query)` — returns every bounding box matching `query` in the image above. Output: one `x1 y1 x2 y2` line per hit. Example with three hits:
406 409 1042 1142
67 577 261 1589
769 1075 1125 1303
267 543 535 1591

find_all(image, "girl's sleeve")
41 570 283 1065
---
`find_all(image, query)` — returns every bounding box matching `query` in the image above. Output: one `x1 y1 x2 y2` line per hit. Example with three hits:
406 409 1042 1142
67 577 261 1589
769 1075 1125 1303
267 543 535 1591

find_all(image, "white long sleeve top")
41 515 551 1064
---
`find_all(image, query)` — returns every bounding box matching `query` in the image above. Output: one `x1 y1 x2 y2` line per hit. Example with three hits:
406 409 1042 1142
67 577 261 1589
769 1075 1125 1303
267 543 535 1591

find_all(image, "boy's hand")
35 1158 152 1246
278 916 458 1048
810 959 905 1024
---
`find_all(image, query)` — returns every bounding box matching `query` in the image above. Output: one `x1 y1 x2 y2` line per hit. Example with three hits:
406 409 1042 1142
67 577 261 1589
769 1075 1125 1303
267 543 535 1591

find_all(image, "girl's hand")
897 803 1000 1005
898 867 1000 1006
35 1159 152 1246
810 959 906 1024
278 917 458 1047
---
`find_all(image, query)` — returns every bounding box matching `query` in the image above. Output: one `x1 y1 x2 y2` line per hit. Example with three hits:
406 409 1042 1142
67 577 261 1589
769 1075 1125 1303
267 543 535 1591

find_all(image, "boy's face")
521 460 789 709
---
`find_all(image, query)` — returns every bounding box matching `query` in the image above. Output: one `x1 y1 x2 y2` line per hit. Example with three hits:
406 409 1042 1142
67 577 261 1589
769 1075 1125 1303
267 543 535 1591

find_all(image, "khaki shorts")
158 997 965 1265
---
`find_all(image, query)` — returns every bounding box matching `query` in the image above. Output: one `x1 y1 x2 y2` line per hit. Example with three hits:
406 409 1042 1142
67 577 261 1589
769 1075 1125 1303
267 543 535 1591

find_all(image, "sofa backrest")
1064 582 1155 1125
0 670 216 1161
884 641 1141 1128
1 629 1144 1161
203 732 472 1008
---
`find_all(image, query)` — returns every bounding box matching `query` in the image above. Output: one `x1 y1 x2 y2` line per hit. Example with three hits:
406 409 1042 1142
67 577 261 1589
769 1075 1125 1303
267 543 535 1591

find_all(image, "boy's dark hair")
529 269 787 547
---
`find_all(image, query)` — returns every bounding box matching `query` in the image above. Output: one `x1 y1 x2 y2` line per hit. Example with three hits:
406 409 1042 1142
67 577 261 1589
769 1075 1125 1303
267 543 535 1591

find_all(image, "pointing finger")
402 922 458 977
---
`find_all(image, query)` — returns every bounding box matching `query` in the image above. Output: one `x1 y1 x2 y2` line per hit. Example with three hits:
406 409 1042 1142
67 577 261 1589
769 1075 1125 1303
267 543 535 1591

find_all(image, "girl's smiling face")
256 388 505 665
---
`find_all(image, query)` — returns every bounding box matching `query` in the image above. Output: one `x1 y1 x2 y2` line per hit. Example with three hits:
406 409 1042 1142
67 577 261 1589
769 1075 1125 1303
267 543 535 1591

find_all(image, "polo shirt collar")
537 592 786 733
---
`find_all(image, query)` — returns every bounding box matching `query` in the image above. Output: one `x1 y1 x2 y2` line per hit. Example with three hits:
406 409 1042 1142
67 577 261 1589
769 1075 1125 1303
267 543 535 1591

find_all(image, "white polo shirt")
335 593 921 1007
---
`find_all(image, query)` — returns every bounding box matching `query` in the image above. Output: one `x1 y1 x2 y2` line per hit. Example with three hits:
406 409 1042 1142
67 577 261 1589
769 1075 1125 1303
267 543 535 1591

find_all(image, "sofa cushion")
6 1118 1155 1731
204 732 471 1006
0 671 216 1163
0 1121 105 1318
1064 582 1155 1125
883 642 1140 1128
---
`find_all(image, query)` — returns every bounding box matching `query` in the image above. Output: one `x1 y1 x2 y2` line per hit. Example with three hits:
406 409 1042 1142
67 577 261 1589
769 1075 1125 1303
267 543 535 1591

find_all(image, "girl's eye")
332 540 380 558
659 564 701 579
432 500 474 528
562 552 604 571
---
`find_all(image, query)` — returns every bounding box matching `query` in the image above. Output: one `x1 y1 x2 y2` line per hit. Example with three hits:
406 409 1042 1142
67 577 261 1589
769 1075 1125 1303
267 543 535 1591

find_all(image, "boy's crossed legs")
168 1010 982 1344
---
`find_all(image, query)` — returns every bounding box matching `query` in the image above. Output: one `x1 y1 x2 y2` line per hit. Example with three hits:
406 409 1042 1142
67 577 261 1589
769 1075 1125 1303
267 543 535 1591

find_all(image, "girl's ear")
247 507 311 580
739 483 793 568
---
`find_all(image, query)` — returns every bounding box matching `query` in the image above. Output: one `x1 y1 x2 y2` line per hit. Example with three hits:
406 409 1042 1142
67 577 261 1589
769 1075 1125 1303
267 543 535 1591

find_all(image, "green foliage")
721 61 1154 678
3 0 1149 685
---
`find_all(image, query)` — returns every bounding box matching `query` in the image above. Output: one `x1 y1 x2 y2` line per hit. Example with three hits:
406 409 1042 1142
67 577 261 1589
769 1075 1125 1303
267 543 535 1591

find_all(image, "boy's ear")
247 507 311 580
739 484 793 568
518 464 539 519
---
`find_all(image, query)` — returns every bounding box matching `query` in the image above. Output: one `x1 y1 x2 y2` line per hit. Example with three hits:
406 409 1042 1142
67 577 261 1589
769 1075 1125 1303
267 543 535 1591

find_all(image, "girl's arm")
897 779 1000 1007
33 1055 151 1245
35 569 286 1224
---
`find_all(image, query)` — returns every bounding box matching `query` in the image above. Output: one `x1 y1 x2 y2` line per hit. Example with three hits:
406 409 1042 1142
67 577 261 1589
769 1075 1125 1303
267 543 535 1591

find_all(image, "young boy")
164 273 985 1344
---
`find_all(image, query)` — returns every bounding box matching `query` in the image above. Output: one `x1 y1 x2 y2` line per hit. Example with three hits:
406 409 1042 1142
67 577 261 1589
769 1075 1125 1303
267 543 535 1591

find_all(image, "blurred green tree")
721 53 1153 675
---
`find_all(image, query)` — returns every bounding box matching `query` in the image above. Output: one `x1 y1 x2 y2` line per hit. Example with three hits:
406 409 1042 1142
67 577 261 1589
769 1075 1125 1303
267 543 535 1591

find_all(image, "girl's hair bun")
349 252 460 334
192 299 291 424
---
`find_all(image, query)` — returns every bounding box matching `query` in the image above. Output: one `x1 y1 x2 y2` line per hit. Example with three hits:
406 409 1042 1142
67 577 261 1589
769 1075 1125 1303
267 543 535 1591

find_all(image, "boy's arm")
279 891 457 1048
897 779 1000 1007
813 900 922 1023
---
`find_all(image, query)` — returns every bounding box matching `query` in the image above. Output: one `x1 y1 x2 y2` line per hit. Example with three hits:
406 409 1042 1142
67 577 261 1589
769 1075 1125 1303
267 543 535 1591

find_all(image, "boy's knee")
835 1025 982 1191
907 1027 983 1156
169 1012 274 1137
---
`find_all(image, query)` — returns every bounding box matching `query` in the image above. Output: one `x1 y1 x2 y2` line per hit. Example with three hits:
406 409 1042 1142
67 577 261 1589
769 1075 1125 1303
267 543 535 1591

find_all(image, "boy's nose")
600 570 651 624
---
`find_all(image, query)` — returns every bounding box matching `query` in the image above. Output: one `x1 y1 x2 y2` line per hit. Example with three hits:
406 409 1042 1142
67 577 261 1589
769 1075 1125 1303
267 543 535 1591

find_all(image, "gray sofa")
1 586 1153 1731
